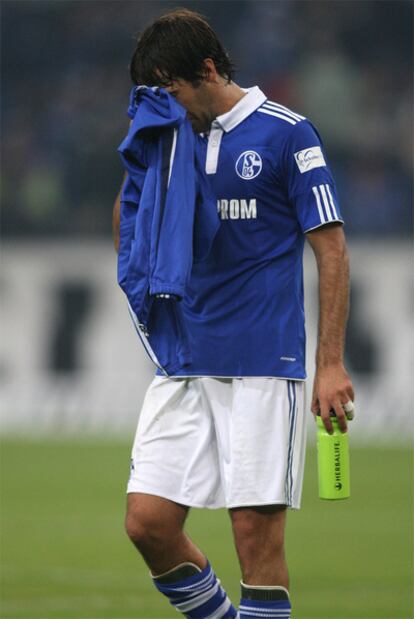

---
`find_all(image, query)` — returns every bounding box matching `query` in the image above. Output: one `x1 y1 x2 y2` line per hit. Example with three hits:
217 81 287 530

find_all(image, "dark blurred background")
2 0 413 240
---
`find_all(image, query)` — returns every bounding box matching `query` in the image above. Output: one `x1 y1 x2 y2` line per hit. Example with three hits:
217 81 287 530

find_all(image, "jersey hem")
155 373 306 381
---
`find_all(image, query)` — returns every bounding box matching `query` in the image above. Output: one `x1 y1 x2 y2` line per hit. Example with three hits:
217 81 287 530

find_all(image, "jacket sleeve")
148 124 197 299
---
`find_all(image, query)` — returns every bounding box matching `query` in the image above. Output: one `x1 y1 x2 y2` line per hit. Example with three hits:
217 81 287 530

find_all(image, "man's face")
165 78 215 133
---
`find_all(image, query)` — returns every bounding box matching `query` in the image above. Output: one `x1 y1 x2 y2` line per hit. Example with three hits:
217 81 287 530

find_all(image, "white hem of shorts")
126 485 301 511
227 500 300 511
161 375 306 380
126 484 223 509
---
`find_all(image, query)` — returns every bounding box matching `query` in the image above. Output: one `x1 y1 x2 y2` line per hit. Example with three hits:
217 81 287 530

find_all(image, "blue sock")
153 561 238 618
239 582 291 618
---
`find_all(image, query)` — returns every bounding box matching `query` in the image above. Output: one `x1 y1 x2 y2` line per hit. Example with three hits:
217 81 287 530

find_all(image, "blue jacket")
117 86 219 375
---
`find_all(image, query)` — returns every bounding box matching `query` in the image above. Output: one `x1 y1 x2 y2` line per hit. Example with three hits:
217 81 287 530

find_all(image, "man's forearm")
113 191 121 253
315 242 349 368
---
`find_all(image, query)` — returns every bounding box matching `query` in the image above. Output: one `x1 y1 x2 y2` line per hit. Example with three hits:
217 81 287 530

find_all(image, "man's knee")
126 501 165 549
125 509 154 548
125 493 187 551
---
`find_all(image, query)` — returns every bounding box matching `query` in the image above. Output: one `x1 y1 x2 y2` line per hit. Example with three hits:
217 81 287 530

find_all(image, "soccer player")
113 9 355 619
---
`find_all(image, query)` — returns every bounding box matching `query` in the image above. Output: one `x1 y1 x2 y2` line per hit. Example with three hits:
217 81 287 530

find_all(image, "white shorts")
127 376 307 510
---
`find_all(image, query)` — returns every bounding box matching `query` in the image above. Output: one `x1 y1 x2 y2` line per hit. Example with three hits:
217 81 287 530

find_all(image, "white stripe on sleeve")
325 184 339 219
311 186 326 224
319 184 333 221
167 128 178 188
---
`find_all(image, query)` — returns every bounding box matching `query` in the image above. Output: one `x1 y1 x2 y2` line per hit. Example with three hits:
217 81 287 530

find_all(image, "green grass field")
1 439 412 619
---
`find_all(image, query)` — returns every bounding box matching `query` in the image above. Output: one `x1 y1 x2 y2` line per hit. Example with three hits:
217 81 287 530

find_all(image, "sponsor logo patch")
236 151 262 179
294 146 326 173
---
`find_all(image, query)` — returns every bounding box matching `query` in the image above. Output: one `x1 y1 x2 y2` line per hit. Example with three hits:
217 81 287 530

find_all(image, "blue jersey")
162 86 344 379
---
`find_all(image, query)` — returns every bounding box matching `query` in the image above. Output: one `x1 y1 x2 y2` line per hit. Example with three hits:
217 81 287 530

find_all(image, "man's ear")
202 58 219 82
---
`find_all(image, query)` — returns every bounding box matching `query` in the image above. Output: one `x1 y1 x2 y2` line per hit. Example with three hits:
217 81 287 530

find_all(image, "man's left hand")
311 363 355 434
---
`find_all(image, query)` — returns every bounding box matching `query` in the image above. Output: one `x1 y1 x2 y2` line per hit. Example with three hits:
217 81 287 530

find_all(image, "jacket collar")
212 86 266 133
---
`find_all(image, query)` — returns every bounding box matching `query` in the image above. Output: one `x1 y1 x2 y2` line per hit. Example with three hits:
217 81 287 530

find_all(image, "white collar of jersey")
212 86 266 132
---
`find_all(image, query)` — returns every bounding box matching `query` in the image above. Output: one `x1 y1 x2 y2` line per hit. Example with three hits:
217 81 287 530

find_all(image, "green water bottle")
316 413 350 500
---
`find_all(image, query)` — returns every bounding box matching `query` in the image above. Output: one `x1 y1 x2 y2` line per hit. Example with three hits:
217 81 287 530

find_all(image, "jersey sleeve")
280 120 344 233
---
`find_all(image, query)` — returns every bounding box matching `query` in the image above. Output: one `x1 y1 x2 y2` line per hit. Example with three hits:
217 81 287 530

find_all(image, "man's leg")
230 505 291 619
125 493 205 573
126 492 237 618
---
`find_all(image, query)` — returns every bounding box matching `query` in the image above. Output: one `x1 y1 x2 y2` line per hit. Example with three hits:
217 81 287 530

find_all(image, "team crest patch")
236 151 262 179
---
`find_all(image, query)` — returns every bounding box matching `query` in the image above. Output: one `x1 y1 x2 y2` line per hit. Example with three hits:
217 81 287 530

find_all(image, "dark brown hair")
130 9 235 86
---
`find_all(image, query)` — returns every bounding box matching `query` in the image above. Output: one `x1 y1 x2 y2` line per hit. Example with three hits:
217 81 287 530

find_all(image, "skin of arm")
114 126 132 253
306 223 355 434
113 169 129 254
113 189 121 253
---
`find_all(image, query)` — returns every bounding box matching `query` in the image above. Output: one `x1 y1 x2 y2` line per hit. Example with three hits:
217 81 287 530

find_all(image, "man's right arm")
112 188 121 253
114 122 132 253
113 170 129 253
